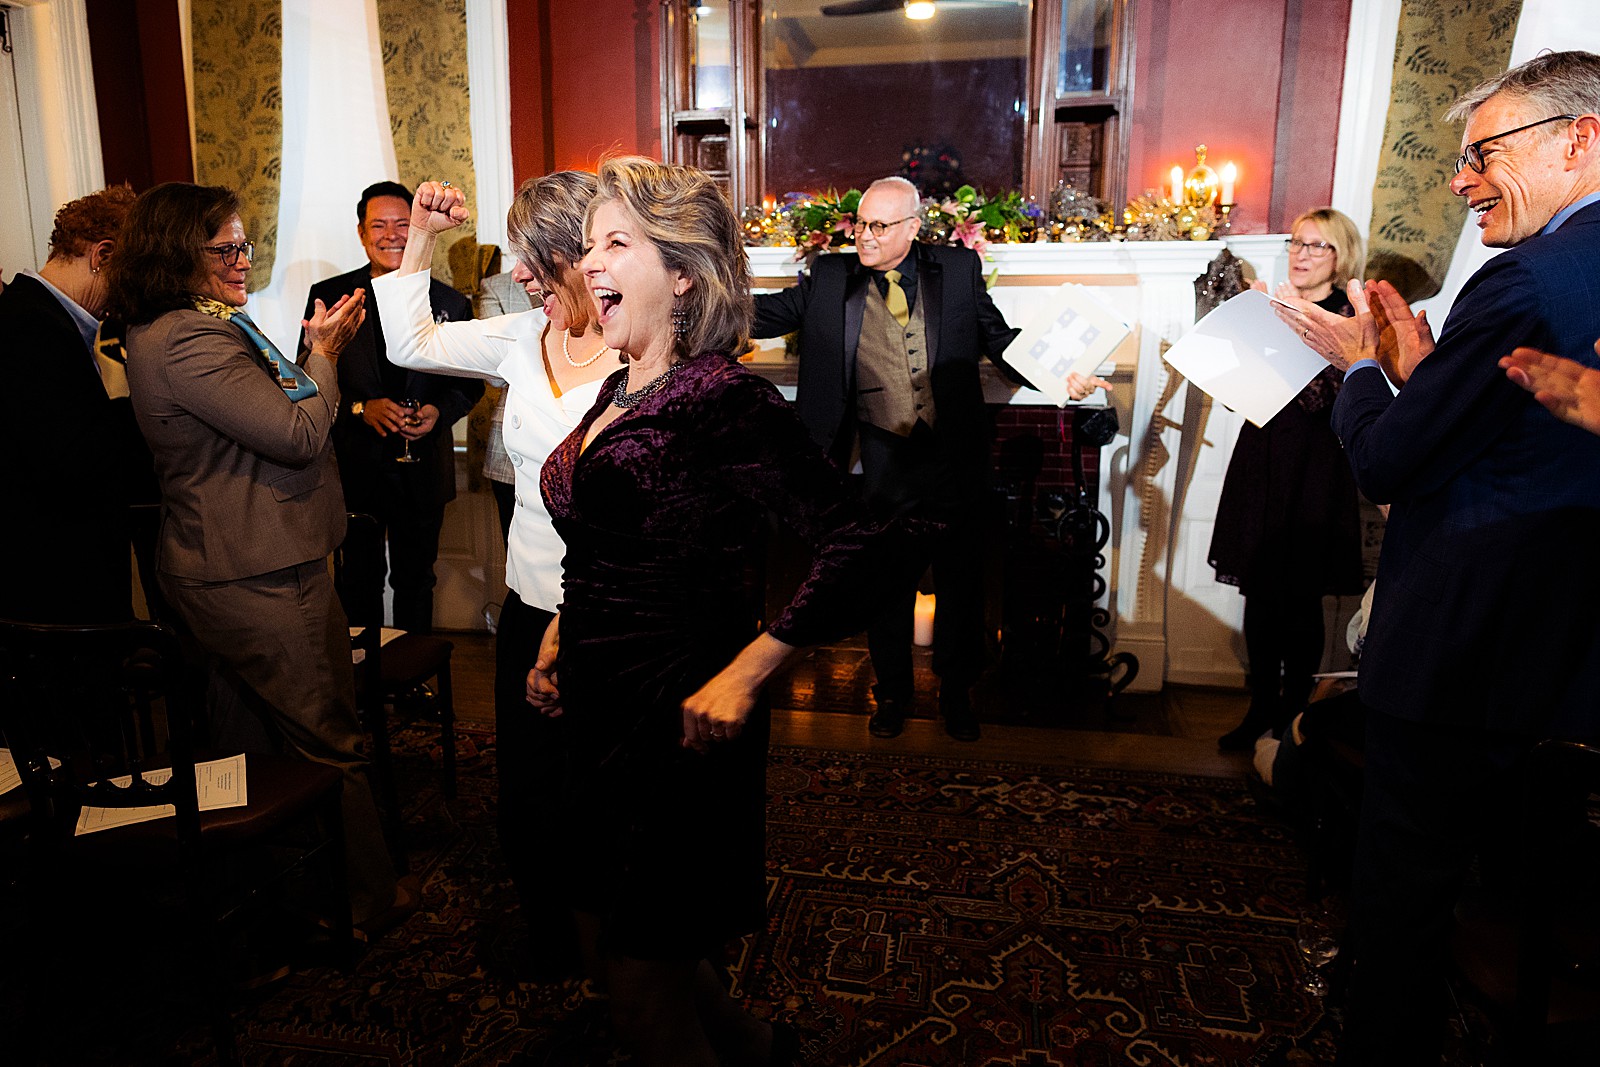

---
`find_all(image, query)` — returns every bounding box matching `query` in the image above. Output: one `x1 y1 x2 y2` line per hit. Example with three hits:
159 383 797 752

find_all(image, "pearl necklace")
562 329 613 369
612 362 680 409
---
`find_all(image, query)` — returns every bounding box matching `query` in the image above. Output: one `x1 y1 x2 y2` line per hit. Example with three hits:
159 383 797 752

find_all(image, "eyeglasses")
1285 238 1335 258
852 215 918 238
1454 114 1576 174
203 241 254 267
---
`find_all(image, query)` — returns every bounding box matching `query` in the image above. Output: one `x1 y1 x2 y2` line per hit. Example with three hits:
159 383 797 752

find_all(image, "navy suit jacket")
1334 201 1600 738
301 266 480 509
751 242 1022 463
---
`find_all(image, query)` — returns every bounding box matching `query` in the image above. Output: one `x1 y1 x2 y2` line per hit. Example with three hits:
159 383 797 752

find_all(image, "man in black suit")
302 182 480 633
753 177 1105 741
1286 51 1600 1065
0 186 152 623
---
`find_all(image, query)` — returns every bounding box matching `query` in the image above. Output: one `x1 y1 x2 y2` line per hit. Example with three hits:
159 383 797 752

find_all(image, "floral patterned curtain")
374 0 478 287
190 0 283 292
1366 0 1522 301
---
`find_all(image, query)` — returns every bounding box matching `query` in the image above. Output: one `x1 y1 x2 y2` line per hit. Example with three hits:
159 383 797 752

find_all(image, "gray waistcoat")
855 280 934 436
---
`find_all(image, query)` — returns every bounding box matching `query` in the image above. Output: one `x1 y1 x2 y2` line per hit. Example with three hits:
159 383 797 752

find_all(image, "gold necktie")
884 269 909 328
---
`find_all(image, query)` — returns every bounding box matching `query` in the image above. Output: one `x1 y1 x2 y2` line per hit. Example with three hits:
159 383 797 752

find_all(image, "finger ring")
440 180 452 188
1303 328 1310 339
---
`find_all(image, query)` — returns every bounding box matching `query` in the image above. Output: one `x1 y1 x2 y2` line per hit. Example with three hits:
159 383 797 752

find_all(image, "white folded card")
74 753 249 836
1003 282 1130 407
0 748 60 795
1162 289 1328 427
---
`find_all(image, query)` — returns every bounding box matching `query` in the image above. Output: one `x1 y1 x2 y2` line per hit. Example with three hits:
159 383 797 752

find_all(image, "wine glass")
1296 906 1341 996
396 398 422 464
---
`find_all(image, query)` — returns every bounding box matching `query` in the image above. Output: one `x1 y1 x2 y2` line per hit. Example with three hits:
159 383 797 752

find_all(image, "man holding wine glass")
301 181 480 634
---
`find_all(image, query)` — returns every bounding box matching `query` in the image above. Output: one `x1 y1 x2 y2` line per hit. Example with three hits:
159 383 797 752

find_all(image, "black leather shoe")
939 686 980 741
868 696 908 738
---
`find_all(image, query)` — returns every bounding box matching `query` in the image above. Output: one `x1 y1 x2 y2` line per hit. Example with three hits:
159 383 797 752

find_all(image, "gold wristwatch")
351 401 365 417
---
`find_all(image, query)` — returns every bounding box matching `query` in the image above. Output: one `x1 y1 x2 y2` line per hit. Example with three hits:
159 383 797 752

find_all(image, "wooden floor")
441 631 1254 778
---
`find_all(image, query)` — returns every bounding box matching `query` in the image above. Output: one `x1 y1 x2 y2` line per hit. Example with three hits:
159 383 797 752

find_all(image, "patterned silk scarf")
191 297 319 401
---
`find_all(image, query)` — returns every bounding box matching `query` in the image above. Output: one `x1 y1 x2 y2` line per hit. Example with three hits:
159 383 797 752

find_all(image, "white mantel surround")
749 235 1290 692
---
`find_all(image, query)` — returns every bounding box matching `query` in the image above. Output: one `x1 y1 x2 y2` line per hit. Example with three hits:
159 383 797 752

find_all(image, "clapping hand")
1366 279 1434 387
412 181 470 236
303 289 366 357
1270 279 1378 373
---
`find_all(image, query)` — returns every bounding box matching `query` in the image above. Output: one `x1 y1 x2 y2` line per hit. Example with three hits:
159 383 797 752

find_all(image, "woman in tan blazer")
109 182 412 931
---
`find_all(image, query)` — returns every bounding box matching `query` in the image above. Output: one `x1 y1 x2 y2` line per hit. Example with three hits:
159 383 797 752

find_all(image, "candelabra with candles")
1171 144 1238 237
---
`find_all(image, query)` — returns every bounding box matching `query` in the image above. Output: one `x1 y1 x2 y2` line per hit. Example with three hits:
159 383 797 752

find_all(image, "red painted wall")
1128 0 1350 234
508 0 662 180
86 0 193 190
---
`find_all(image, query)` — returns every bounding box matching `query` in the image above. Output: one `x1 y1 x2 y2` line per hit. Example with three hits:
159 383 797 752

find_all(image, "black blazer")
0 275 150 621
752 242 1023 460
1333 201 1600 739
302 267 480 508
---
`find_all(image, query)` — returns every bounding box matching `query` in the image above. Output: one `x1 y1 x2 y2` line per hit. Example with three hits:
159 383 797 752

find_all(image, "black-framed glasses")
1455 114 1576 174
852 215 918 238
202 241 254 267
1285 238 1335 258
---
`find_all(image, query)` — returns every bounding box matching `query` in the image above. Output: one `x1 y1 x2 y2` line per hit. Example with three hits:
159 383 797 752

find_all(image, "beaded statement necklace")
612 362 680 409
562 329 613 369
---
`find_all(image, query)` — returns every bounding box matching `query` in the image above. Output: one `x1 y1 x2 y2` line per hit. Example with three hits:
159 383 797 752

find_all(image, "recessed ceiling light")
905 1 936 20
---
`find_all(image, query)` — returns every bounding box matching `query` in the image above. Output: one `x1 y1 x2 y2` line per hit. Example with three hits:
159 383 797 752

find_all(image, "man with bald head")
1283 51 1600 1064
754 177 1104 741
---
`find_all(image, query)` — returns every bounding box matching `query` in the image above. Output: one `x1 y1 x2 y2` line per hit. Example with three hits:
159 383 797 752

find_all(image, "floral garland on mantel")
741 183 1224 261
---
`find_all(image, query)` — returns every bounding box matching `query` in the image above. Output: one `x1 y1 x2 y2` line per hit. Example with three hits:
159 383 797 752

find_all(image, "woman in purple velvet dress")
527 158 882 1066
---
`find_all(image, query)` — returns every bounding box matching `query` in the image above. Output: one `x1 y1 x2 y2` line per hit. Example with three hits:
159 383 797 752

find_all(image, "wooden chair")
336 514 459 856
0 618 353 1067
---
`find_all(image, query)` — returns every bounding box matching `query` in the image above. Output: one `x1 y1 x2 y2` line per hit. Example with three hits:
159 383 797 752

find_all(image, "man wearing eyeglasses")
301 182 480 634
1280 51 1600 1066
753 177 1106 742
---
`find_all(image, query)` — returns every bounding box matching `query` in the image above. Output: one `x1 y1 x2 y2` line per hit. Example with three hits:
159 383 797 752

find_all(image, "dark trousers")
491 478 515 548
1242 587 1325 721
1338 711 1529 1066
160 561 398 923
337 501 446 633
494 592 579 963
857 421 987 699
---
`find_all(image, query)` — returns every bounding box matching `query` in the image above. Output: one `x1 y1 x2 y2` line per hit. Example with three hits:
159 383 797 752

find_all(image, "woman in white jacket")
375 171 615 979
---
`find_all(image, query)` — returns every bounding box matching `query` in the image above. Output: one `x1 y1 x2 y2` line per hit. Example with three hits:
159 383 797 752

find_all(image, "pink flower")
953 219 984 251
832 213 854 234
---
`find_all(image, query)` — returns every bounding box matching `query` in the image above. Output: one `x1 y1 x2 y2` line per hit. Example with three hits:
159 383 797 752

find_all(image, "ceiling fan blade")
820 0 903 16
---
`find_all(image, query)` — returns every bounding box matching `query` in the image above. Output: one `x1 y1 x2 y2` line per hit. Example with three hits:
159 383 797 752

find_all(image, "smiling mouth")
594 287 622 316
1471 197 1501 216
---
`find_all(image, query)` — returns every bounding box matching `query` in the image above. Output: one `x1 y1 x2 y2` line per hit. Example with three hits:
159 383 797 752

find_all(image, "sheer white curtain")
248 0 397 354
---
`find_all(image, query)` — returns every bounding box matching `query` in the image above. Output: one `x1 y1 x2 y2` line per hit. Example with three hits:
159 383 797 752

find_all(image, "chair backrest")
335 513 385 718
0 618 199 846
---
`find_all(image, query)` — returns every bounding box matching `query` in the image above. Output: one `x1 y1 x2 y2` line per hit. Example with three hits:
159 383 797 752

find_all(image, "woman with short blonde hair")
1210 206 1368 751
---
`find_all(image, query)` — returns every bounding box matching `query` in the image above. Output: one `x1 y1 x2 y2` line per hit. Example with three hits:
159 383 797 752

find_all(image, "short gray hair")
1446 50 1600 124
505 170 598 285
864 176 921 215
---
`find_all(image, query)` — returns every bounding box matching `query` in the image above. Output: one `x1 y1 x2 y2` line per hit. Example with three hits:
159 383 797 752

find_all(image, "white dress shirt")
374 269 604 611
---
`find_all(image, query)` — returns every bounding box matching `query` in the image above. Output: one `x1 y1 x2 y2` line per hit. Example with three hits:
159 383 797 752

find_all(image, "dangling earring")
672 300 689 339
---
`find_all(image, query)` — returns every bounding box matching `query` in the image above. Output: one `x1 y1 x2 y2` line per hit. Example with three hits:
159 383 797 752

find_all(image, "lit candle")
1220 162 1237 206
1170 166 1184 204
913 593 936 647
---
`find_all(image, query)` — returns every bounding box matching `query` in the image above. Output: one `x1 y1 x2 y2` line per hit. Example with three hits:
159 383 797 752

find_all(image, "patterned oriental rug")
30 724 1339 1065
